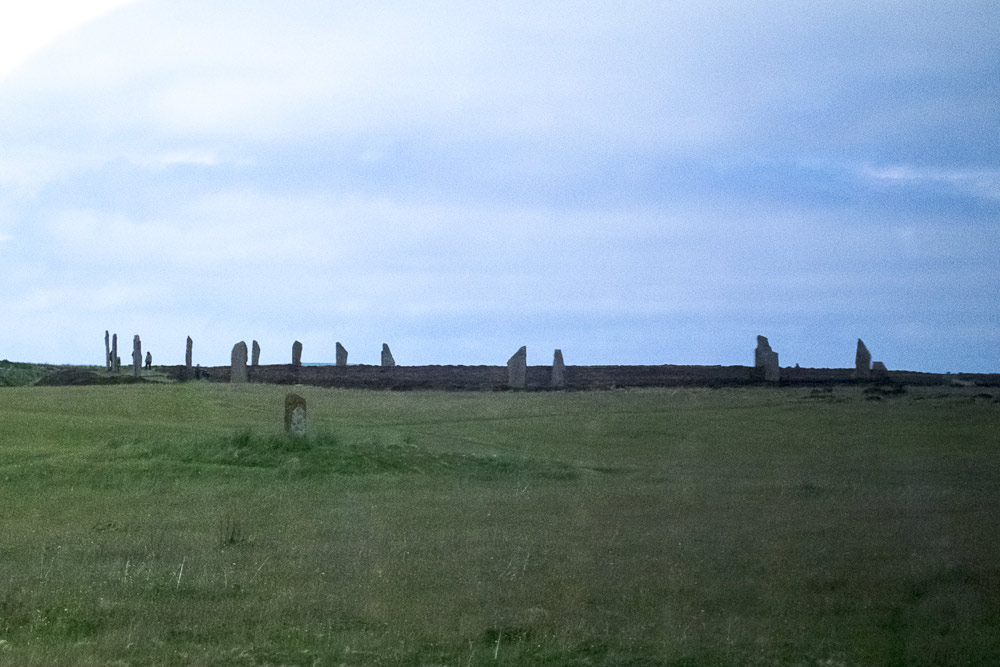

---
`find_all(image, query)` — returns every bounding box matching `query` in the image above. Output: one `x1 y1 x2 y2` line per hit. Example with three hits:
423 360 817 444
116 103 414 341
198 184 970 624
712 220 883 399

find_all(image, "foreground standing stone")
855 339 872 378
381 343 395 368
754 335 779 382
112 334 119 373
552 349 566 388
185 337 193 377
292 341 302 366
507 346 527 389
284 393 307 437
105 330 111 371
231 341 249 383
252 340 261 366
132 335 142 378
336 342 348 366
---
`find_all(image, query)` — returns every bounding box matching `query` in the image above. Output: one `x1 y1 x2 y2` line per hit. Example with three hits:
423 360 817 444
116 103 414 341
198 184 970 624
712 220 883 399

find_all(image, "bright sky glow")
1 1 997 372
0 0 139 81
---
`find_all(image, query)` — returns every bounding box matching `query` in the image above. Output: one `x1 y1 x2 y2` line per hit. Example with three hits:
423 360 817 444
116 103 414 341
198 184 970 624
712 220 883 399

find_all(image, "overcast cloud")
1 0 997 371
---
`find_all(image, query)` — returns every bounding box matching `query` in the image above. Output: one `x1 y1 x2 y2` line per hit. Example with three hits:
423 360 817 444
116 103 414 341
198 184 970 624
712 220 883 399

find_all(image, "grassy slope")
0 384 998 666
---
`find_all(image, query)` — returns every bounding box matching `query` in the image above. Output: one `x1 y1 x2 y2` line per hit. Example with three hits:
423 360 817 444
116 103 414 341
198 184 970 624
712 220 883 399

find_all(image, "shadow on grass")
104 430 580 482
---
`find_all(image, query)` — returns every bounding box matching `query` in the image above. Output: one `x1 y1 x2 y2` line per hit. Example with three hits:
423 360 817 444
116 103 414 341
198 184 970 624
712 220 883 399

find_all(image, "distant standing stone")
112 334 119 373
144 351 152 371
507 346 527 389
872 361 888 379
231 341 249 383
292 341 302 366
381 343 395 368
132 335 142 378
855 339 872 378
105 330 111 371
185 336 193 377
552 349 566 388
284 393 307 437
754 335 779 383
336 342 348 367
252 340 261 366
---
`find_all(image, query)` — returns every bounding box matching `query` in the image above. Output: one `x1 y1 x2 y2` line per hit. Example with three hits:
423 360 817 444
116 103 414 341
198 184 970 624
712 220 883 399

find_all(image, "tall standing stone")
105 330 111 371
552 349 566 389
754 335 779 383
231 342 249 383
381 343 395 368
251 340 260 366
111 334 119 374
284 393 307 437
185 336 193 377
292 341 302 366
336 342 348 367
507 346 527 389
132 335 142 378
855 339 872 379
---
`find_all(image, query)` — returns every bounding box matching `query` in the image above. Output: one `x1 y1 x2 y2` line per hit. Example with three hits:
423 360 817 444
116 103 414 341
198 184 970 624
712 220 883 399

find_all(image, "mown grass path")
0 384 998 666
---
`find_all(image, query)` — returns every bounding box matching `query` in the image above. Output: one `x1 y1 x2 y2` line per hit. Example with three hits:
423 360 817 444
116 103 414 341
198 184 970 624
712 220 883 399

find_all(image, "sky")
0 1 997 372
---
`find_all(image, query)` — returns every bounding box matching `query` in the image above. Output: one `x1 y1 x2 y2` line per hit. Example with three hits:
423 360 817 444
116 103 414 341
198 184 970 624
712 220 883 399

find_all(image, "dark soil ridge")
148 363 999 390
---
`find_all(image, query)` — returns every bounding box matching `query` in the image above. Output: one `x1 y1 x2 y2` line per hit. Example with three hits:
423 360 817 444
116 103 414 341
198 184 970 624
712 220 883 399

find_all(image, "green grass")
0 383 998 665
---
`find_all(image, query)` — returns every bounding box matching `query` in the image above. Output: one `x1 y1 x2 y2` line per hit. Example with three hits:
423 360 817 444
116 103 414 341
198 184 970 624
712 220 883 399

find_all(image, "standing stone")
292 341 302 366
754 335 779 383
144 351 152 370
284 393 307 437
231 341 249 383
251 340 261 366
507 346 527 389
185 336 193 377
105 330 111 371
132 335 142 378
552 349 566 389
381 343 395 368
111 334 119 373
336 342 348 367
872 361 888 379
855 339 872 378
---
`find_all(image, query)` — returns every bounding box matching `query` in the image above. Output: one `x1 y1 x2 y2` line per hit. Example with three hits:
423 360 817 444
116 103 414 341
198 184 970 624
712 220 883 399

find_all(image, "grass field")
0 382 998 666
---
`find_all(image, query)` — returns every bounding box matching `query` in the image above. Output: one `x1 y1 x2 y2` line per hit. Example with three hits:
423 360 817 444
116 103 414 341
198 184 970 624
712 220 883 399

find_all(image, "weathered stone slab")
185 336 193 377
754 335 779 382
552 349 566 388
507 346 527 389
144 351 152 370
855 339 872 378
132 335 142 378
872 361 888 379
292 341 302 366
105 330 111 371
336 342 348 367
284 393 307 437
381 343 395 368
252 340 260 366
231 341 249 383
112 334 119 373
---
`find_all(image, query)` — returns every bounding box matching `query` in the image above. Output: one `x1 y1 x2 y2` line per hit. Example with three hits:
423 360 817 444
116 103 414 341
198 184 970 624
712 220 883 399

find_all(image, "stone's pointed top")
508 346 527 364
757 335 771 349
336 342 348 366
381 343 395 368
